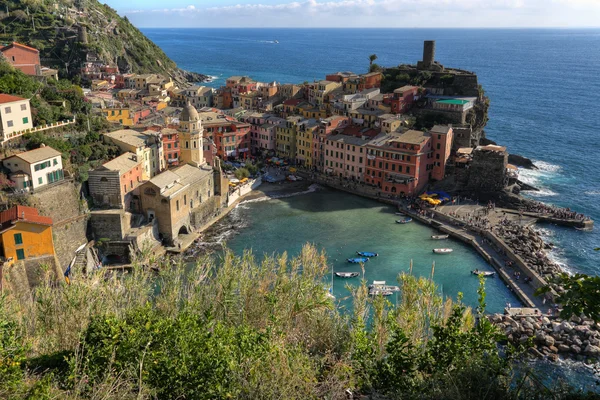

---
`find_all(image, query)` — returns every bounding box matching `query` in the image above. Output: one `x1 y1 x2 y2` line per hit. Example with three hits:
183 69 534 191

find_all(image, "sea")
142 28 600 280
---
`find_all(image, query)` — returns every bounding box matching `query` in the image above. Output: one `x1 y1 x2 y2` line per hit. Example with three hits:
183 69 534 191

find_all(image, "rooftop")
394 85 419 94
0 206 52 232
476 144 507 153
0 42 39 53
104 129 149 148
97 152 139 174
430 125 452 134
327 133 371 146
392 130 430 145
0 94 27 104
7 146 61 164
147 164 213 197
436 99 471 105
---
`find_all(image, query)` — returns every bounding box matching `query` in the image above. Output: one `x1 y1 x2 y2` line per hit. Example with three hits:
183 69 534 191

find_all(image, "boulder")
560 321 573 333
528 347 544 358
548 353 559 362
558 344 571 353
545 336 555 347
522 321 534 331
573 337 583 348
552 322 561 333
535 331 546 344
584 344 600 357
549 345 558 353
571 345 582 354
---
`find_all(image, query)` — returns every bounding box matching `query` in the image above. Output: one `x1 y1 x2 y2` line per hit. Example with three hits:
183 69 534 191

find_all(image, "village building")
308 80 342 106
178 103 205 167
102 105 152 127
295 119 319 167
0 42 58 79
386 86 420 114
184 86 214 108
322 133 369 181
88 152 143 211
191 107 250 160
275 116 303 160
0 94 33 143
160 128 180 167
139 164 215 244
3 145 64 191
103 129 164 179
0 205 55 262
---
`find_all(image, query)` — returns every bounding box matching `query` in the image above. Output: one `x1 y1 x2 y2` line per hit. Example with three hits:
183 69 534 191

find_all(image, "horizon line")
136 26 600 29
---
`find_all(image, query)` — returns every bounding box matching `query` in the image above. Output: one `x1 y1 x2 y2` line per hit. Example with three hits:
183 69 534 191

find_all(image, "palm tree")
369 54 378 68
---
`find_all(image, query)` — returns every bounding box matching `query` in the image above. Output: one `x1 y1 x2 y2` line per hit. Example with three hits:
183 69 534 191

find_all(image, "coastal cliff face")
0 0 206 84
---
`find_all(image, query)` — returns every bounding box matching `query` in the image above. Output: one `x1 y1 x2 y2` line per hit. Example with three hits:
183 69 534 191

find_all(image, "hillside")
0 0 205 83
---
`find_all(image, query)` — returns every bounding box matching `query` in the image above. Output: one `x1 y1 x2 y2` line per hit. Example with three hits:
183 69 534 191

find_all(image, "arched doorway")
178 225 190 235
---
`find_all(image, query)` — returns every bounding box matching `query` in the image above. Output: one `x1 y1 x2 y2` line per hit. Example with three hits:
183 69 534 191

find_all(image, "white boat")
274 40 279 43
433 248 453 254
335 272 359 278
368 280 400 292
471 270 495 277
431 234 449 240
369 288 394 296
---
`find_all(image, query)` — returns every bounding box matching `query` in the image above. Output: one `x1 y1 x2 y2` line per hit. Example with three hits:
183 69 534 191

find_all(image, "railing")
2 118 77 142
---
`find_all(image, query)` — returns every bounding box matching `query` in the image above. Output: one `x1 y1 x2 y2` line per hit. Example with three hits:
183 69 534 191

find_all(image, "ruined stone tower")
422 40 435 68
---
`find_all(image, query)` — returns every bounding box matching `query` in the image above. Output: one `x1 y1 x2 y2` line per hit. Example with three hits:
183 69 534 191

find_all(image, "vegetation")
368 54 378 70
537 273 600 322
233 167 250 180
0 245 594 399
0 0 179 77
24 130 121 182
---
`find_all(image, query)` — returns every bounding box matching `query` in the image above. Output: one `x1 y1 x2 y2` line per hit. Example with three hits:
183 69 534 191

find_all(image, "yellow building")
296 119 318 168
103 129 164 179
0 206 54 262
103 107 136 126
276 116 302 160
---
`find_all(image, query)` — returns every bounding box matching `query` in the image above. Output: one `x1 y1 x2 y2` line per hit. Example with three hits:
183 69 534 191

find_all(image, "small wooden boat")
433 248 453 254
396 218 413 224
335 272 359 278
347 257 369 264
395 212 404 216
431 234 449 240
357 251 378 257
471 270 495 277
369 288 394 296
368 280 400 292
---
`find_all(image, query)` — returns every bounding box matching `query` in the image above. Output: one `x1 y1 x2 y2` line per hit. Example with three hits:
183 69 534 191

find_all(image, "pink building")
322 134 369 181
430 125 454 181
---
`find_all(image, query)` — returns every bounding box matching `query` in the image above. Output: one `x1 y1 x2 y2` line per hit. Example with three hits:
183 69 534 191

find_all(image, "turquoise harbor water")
220 187 517 313
143 28 600 277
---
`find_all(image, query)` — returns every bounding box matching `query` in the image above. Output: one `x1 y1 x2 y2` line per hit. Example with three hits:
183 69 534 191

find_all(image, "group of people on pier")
524 201 588 220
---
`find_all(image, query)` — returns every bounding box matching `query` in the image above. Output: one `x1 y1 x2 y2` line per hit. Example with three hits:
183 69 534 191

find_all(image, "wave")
238 184 321 206
584 190 600 196
518 160 562 197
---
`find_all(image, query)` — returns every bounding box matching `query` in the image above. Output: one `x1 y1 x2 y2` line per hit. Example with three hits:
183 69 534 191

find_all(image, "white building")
0 94 33 143
3 145 64 191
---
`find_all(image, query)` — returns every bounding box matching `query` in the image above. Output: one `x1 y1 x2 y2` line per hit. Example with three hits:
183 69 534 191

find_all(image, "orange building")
0 42 41 76
0 206 54 262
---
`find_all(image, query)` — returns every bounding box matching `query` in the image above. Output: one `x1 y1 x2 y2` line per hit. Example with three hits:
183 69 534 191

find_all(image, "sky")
106 0 600 28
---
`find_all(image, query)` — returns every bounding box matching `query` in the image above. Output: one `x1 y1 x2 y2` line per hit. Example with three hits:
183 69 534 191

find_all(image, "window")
123 184 127 192
406 166 410 173
184 195 187 205
167 143 172 149
7 120 13 127
16 249 25 260
4 107 11 114
20 104 26 111
22 117 28 124
436 143 441 150
38 177 43 185
176 200 180 211
14 233 23 245
53 158 58 165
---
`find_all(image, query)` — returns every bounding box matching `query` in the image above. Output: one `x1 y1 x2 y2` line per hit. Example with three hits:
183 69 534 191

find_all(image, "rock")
535 331 546 343
545 336 555 347
573 337 583 348
574 325 590 335
491 314 503 323
541 317 551 325
560 321 573 333
548 353 559 362
584 344 600 356
522 321 534 331
590 338 600 346
571 345 582 354
571 315 582 324
549 345 558 353
558 344 571 353
505 316 519 328
528 347 544 358
552 322 561 333
519 336 530 344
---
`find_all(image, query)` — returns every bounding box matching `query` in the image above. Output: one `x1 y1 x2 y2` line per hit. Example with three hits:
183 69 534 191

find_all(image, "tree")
369 63 382 73
536 273 600 322
234 168 250 180
369 54 378 69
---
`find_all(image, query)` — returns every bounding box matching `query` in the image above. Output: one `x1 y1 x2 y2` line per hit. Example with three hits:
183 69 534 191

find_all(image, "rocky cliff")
0 0 206 84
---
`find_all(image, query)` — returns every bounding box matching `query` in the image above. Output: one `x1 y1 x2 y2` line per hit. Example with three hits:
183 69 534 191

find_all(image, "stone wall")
32 181 89 269
464 148 507 192
89 210 131 241
190 195 222 230
2 255 62 299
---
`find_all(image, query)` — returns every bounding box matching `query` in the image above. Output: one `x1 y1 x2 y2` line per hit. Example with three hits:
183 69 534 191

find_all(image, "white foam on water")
238 184 321 206
584 190 600 196
518 160 562 197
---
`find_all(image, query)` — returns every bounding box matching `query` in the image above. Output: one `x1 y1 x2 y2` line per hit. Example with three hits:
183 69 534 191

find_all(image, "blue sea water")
142 28 600 276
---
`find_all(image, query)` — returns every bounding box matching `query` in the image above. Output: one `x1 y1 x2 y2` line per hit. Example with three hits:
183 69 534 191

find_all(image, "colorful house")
295 119 318 168
0 94 33 143
3 145 64 191
0 42 41 76
0 205 54 262
88 152 143 211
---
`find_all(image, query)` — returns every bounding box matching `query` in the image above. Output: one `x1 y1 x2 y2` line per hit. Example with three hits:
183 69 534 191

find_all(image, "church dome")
180 101 199 122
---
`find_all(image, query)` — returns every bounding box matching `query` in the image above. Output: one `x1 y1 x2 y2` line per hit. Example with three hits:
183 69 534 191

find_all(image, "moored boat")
335 272 360 278
433 248 453 254
471 270 495 277
369 288 394 296
396 218 413 224
347 257 369 264
357 251 378 257
431 234 449 240
368 280 400 292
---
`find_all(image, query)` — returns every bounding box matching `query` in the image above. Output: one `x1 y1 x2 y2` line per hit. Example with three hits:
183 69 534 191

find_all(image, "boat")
396 218 413 224
357 251 378 257
471 270 495 277
431 234 449 240
395 212 404 216
274 40 279 43
433 248 453 254
335 272 360 278
347 257 369 264
368 280 400 292
369 288 394 296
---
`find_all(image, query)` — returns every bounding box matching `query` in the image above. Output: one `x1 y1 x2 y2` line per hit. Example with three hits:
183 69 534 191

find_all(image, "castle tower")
178 102 205 167
422 40 435 68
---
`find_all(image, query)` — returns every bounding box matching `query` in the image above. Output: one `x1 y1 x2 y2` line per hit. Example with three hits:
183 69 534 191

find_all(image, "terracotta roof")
0 205 52 232
0 94 27 104
283 98 301 106
0 42 39 54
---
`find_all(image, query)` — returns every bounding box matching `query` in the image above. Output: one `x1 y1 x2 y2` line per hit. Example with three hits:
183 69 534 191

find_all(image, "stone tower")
178 102 205 167
423 40 435 68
